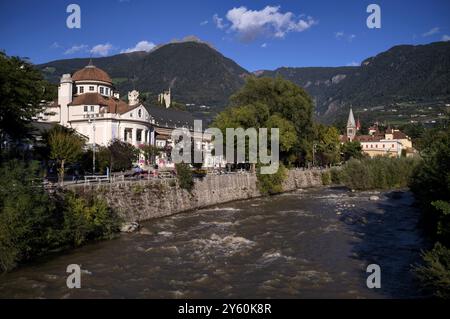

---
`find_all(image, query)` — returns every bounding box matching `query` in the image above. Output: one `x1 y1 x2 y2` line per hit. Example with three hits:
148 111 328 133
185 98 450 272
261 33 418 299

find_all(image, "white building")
38 62 224 168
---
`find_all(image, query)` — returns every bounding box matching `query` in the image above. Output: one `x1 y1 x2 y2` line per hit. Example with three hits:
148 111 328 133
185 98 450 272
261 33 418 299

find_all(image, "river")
0 187 429 299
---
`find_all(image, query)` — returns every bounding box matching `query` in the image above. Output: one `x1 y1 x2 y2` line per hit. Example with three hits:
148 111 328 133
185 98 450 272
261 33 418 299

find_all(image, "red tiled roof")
72 65 113 84
69 93 132 114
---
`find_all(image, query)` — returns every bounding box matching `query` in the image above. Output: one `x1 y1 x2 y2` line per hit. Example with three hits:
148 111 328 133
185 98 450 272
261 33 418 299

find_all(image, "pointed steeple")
347 107 356 128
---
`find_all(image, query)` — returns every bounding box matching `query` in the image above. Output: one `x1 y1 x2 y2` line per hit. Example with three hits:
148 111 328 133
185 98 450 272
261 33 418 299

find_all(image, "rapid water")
0 187 429 299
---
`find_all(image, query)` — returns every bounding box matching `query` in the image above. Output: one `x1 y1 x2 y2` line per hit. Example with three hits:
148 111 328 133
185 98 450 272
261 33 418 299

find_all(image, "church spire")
347 107 356 128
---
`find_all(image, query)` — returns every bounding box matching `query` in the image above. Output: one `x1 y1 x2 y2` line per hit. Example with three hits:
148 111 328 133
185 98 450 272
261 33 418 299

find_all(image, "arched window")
138 109 142 118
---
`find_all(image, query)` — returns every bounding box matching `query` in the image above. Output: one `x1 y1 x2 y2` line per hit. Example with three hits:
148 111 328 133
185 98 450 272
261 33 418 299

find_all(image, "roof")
347 108 356 128
145 104 195 129
69 93 131 114
72 63 113 84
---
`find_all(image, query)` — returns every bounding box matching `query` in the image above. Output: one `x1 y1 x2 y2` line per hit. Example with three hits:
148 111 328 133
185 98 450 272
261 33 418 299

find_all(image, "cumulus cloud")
222 6 316 42
422 27 440 37
64 44 88 55
121 40 156 53
441 34 450 41
90 43 113 56
213 14 227 30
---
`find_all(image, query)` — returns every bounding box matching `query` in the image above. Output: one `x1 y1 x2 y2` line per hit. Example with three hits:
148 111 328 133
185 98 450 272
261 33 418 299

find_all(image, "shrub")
175 163 194 191
339 157 420 190
0 160 121 272
0 160 58 272
62 192 121 247
414 243 450 299
257 163 287 195
321 171 331 185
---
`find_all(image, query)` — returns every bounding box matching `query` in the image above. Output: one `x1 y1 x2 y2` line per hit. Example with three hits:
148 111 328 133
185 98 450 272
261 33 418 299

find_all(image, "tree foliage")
0 160 121 272
46 126 85 184
0 52 56 146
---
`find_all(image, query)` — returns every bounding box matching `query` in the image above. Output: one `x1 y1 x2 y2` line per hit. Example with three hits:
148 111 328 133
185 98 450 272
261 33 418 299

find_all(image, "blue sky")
0 0 449 71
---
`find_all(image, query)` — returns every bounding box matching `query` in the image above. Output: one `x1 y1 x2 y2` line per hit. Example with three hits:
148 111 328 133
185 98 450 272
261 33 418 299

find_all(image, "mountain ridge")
38 40 450 124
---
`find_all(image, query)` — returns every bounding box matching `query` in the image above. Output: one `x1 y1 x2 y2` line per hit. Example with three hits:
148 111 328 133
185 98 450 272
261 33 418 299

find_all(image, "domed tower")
71 60 114 97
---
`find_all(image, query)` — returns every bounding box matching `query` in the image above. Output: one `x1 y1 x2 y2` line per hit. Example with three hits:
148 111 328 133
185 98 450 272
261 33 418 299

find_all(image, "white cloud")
222 6 316 42
64 44 88 55
261 43 267 48
335 31 356 42
335 31 344 39
422 27 440 37
200 20 209 26
121 40 156 53
213 14 227 30
90 43 113 56
346 61 359 66
442 34 450 41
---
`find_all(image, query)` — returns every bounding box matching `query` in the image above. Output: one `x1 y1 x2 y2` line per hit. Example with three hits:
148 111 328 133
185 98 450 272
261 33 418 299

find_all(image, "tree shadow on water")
342 190 432 298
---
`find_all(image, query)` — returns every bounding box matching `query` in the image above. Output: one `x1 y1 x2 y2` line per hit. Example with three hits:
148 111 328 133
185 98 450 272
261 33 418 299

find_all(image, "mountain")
258 41 450 124
38 41 450 124
38 41 249 116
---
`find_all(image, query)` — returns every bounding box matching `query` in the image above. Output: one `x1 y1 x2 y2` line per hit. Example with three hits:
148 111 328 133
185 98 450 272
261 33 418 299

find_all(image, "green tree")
314 124 341 166
0 52 56 152
341 141 363 161
108 139 139 171
0 160 57 272
229 77 314 164
139 144 162 166
47 127 85 185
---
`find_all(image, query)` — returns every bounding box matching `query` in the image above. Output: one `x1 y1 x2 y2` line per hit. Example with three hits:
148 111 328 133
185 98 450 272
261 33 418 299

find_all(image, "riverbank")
69 169 326 223
0 187 429 298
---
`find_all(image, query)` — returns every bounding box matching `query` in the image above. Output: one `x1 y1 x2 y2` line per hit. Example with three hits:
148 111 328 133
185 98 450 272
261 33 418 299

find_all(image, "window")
84 105 88 112
79 86 84 94
90 105 94 112
137 129 142 142
100 87 104 94
89 86 94 91
138 109 142 118
105 88 109 95
392 144 395 148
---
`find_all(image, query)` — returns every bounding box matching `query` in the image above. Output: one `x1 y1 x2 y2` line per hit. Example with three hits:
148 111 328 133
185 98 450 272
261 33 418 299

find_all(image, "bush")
414 243 450 299
339 157 420 190
0 160 58 271
0 160 121 272
175 163 194 191
62 192 121 247
321 171 331 185
330 167 342 184
257 163 287 195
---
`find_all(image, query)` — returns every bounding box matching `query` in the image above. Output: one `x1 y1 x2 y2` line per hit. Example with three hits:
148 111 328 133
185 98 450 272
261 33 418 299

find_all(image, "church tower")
346 107 356 141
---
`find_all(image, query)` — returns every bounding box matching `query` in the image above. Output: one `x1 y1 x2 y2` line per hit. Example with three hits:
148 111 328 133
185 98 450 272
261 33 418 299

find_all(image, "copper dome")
72 62 113 84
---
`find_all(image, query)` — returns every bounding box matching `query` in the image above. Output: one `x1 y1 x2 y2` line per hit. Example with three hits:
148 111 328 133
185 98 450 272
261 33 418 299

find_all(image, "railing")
84 175 109 184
